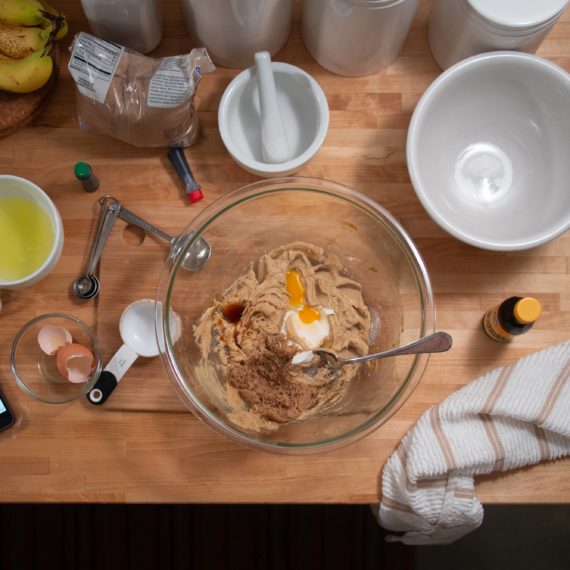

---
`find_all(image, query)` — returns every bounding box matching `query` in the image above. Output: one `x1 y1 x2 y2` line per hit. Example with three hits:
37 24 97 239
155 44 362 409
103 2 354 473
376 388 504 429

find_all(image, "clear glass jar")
181 0 294 69
429 0 569 70
302 0 419 76
80 0 163 54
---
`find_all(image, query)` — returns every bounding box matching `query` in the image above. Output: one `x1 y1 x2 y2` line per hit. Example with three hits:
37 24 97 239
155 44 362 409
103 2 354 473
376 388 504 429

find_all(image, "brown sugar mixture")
193 242 371 432
227 335 318 424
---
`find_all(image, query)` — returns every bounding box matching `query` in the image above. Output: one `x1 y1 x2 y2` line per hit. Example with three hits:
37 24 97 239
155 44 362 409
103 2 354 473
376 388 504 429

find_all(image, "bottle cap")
187 188 203 204
74 162 100 192
514 297 542 324
74 162 92 180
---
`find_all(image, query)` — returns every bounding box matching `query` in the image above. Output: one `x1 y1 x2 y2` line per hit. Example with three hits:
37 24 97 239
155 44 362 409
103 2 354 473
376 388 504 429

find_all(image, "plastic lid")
468 0 568 28
514 297 542 324
347 0 407 7
74 162 92 180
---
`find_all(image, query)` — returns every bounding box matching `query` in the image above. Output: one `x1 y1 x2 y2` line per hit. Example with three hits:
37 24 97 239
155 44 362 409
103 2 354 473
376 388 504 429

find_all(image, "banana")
0 48 52 92
38 0 67 41
0 21 49 58
0 0 47 26
0 0 66 94
49 13 67 41
54 18 66 40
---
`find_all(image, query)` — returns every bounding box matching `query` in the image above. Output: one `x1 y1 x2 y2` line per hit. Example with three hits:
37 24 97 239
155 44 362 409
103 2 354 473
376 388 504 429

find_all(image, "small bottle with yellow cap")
483 296 542 342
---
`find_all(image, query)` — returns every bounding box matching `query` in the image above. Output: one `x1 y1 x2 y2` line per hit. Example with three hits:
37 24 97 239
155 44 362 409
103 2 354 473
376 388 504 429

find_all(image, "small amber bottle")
483 297 542 342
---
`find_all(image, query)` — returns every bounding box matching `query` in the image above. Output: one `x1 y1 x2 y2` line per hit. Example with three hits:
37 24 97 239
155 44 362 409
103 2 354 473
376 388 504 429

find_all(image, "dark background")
0 504 568 570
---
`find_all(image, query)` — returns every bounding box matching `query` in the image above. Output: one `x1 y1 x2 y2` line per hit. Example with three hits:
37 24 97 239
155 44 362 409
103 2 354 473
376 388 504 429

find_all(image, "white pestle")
255 51 292 164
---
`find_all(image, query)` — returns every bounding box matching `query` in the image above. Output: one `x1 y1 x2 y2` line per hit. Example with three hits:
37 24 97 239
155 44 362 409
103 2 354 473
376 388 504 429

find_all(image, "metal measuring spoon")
117 205 211 271
294 332 453 378
87 299 181 405
73 196 121 300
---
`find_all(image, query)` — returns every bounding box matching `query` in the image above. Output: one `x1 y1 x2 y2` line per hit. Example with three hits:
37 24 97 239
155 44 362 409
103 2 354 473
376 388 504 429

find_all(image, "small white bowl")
218 61 329 177
407 52 570 251
0 175 64 289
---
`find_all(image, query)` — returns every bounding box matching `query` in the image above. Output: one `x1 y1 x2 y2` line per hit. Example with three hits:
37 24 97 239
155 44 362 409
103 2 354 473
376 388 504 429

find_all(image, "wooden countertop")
0 0 568 504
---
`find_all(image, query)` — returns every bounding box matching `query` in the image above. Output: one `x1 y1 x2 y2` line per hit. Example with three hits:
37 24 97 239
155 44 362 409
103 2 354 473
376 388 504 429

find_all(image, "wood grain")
0 0 568 504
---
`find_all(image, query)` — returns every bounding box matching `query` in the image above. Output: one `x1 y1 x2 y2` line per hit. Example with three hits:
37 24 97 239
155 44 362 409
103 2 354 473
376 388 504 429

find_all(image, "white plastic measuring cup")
87 299 181 405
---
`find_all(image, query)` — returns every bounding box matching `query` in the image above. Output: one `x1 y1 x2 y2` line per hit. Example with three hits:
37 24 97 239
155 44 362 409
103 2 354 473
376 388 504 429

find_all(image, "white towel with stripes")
375 340 570 545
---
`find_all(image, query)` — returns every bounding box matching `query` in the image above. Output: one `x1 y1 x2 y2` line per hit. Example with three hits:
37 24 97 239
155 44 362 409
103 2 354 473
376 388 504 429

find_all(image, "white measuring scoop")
87 299 181 405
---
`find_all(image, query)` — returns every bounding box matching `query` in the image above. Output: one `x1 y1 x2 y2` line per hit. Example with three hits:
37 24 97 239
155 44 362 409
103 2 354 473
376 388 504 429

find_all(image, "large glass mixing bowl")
157 177 434 453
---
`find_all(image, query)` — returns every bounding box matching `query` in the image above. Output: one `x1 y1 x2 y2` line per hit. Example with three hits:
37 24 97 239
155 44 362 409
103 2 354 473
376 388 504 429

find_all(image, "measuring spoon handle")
85 196 121 276
87 343 139 406
117 206 175 244
86 371 118 406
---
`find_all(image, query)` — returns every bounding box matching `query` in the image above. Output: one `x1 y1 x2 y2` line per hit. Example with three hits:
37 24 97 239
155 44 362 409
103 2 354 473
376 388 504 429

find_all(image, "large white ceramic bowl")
407 52 570 251
0 175 64 289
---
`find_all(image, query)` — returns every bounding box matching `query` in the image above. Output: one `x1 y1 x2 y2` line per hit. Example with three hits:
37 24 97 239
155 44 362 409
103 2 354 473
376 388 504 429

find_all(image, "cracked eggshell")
56 343 95 383
37 326 72 356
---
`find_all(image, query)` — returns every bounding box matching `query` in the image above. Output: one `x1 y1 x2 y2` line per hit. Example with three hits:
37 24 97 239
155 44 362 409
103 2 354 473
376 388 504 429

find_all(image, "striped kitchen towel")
375 340 570 545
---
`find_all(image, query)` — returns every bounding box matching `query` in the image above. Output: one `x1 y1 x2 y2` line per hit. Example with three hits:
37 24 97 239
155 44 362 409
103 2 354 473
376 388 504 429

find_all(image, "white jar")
181 0 294 69
429 0 569 70
302 0 419 77
80 0 163 54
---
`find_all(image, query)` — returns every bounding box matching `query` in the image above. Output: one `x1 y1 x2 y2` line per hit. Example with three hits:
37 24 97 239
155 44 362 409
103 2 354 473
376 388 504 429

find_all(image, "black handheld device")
0 391 15 432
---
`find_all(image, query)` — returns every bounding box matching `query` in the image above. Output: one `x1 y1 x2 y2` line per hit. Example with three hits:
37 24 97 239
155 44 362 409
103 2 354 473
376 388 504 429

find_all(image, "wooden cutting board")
95 199 193 412
96 195 570 416
0 0 568 505
94 21 570 413
94 0 570 416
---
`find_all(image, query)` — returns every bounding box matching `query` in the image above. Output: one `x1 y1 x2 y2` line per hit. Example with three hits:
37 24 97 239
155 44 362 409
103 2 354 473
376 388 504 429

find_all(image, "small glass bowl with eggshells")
10 313 102 404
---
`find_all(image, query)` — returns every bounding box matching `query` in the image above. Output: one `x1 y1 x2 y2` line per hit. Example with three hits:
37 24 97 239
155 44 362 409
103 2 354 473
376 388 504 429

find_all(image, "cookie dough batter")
194 242 371 431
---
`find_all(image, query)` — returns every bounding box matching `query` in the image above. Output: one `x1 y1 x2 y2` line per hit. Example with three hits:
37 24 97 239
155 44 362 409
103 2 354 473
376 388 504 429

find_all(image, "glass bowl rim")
157 176 435 453
10 312 103 404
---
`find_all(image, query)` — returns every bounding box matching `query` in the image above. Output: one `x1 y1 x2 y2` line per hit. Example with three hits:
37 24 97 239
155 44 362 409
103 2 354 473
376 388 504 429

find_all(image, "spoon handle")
343 331 453 366
85 196 121 276
117 205 175 244
87 344 139 406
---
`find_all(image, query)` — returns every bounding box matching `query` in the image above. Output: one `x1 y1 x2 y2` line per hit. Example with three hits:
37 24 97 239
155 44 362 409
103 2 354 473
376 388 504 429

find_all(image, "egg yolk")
286 270 321 324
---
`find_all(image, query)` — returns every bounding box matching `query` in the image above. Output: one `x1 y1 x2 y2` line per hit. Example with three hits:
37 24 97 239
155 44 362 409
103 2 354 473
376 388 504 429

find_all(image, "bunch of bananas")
0 0 67 93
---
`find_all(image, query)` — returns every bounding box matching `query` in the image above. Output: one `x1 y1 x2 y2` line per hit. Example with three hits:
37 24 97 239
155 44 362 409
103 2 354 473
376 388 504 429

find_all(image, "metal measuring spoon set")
73 196 211 300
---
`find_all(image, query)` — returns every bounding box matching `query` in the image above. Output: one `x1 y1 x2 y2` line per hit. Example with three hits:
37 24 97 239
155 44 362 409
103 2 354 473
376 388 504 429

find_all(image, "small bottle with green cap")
483 296 542 342
74 162 100 193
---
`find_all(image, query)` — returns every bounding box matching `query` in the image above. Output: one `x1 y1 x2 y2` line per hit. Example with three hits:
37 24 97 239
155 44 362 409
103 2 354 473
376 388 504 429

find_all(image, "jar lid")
514 297 542 324
467 0 568 29
74 161 92 180
347 0 408 8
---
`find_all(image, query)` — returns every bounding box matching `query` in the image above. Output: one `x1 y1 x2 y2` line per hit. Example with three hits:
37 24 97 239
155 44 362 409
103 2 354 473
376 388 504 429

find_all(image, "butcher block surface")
0 0 568 503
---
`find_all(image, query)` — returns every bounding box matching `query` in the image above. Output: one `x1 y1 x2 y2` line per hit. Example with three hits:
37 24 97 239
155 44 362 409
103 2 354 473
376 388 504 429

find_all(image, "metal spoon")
116 204 211 271
295 331 453 378
73 196 121 300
